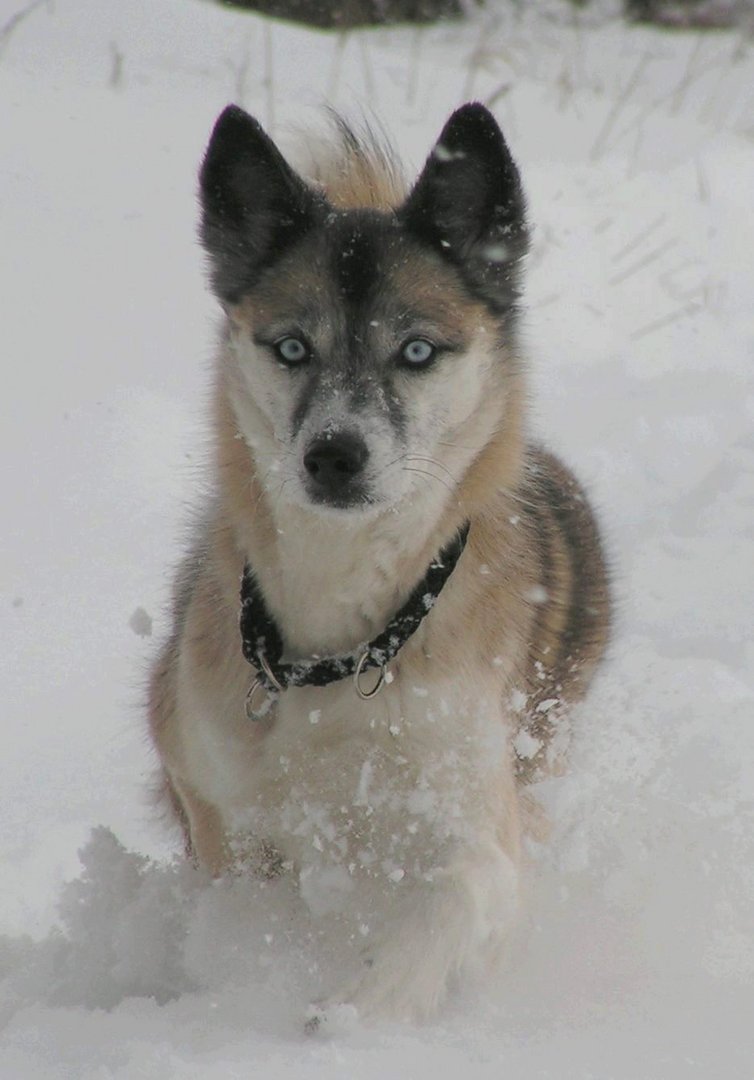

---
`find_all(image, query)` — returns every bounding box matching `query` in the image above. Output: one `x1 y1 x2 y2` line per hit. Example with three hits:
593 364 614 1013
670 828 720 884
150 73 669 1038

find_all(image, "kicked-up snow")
1 0 753 1075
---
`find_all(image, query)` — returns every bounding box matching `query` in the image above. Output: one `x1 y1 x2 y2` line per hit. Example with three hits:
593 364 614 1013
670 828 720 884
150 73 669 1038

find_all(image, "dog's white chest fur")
200 665 506 875
184 664 520 1021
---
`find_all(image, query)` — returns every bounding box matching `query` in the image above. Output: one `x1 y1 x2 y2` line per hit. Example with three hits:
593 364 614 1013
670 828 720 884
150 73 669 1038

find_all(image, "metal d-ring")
258 652 284 693
245 676 271 720
354 650 387 700
245 655 284 721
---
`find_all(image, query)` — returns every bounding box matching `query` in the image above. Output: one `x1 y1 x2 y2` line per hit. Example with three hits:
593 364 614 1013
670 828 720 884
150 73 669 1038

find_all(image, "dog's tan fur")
148 112 610 1022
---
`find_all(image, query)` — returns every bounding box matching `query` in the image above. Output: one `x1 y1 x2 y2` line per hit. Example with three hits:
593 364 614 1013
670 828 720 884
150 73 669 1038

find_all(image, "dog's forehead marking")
328 210 392 308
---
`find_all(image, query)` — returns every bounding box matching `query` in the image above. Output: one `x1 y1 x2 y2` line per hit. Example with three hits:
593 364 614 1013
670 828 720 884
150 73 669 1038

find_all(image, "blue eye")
275 337 309 365
401 339 436 367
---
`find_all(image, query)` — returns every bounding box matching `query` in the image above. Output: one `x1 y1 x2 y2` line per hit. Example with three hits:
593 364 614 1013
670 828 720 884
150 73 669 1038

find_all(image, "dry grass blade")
590 51 653 161
609 237 678 286
630 300 702 341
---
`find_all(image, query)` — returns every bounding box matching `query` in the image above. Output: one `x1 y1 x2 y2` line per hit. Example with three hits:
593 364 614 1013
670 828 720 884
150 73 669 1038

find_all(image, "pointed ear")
199 106 322 303
399 104 529 311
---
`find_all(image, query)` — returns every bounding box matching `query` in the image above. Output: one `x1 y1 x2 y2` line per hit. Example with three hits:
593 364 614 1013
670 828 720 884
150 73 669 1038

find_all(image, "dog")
148 102 611 1025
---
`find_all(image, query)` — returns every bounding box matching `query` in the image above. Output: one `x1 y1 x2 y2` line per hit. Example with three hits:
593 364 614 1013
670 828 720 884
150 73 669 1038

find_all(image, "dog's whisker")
402 465 455 497
403 455 458 484
273 478 295 505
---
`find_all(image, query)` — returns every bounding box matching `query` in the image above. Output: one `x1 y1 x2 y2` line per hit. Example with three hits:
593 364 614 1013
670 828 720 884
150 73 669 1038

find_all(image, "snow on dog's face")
200 104 529 515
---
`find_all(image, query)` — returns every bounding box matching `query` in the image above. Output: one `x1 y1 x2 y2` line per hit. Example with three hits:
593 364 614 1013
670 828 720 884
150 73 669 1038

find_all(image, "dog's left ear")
400 104 529 311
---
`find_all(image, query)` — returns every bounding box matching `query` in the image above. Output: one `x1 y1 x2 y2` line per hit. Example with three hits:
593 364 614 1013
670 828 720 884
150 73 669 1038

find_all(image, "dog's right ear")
199 106 322 303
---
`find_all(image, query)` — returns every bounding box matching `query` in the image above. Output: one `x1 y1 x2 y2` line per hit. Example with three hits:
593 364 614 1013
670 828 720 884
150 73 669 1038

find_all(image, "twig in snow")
671 35 707 115
613 44 735 151
556 62 575 113
234 34 253 104
530 292 561 311
461 21 489 103
0 0 48 59
609 237 678 286
630 301 701 341
405 27 423 107
263 21 274 134
695 158 711 203
590 52 653 161
557 7 586 113
658 255 699 297
109 42 123 89
626 111 646 178
698 33 748 128
483 81 511 109
611 214 668 264
358 35 375 99
327 31 349 103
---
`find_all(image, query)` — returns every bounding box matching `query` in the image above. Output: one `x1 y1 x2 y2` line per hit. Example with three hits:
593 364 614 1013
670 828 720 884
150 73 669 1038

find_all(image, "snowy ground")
1 0 753 1076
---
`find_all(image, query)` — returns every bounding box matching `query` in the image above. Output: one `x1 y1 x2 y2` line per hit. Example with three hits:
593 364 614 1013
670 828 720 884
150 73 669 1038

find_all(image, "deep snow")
1 1 753 1076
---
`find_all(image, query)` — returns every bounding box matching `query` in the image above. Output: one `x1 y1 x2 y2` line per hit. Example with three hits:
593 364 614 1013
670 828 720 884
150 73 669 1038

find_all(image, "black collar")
240 522 470 715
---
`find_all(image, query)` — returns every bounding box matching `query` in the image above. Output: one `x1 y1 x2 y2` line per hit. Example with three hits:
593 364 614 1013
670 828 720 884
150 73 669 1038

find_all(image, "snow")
1 0 753 1075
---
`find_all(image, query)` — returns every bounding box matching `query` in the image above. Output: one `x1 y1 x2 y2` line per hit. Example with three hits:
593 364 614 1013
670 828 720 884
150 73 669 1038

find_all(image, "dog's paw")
307 946 437 1028
304 1001 359 1037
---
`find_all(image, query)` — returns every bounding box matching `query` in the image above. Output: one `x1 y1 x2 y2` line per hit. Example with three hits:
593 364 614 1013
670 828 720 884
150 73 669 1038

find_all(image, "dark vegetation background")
215 0 752 31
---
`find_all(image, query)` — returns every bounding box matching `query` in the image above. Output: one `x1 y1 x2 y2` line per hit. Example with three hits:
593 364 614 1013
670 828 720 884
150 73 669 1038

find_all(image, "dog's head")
200 104 529 515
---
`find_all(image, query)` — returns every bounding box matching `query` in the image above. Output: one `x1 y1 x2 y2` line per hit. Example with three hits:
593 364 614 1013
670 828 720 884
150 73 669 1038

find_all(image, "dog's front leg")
309 836 520 1027
169 772 232 878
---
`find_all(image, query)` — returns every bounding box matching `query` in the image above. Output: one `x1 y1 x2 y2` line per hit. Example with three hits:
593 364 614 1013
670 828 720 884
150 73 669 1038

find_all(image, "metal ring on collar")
258 652 284 692
354 650 387 700
245 676 272 720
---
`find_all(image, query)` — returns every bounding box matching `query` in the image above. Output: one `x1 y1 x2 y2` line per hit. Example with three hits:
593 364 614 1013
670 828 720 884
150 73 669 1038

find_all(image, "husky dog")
148 103 610 1024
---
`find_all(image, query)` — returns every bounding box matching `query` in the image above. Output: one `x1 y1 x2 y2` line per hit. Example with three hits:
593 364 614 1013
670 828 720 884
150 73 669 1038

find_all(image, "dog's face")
200 105 529 516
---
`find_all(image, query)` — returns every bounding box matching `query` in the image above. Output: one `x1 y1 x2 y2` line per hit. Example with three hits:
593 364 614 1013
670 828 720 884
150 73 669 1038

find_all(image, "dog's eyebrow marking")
246 292 336 348
388 308 467 348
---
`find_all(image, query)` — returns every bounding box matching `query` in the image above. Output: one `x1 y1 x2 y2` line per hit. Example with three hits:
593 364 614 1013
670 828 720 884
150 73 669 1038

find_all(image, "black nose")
303 432 369 496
